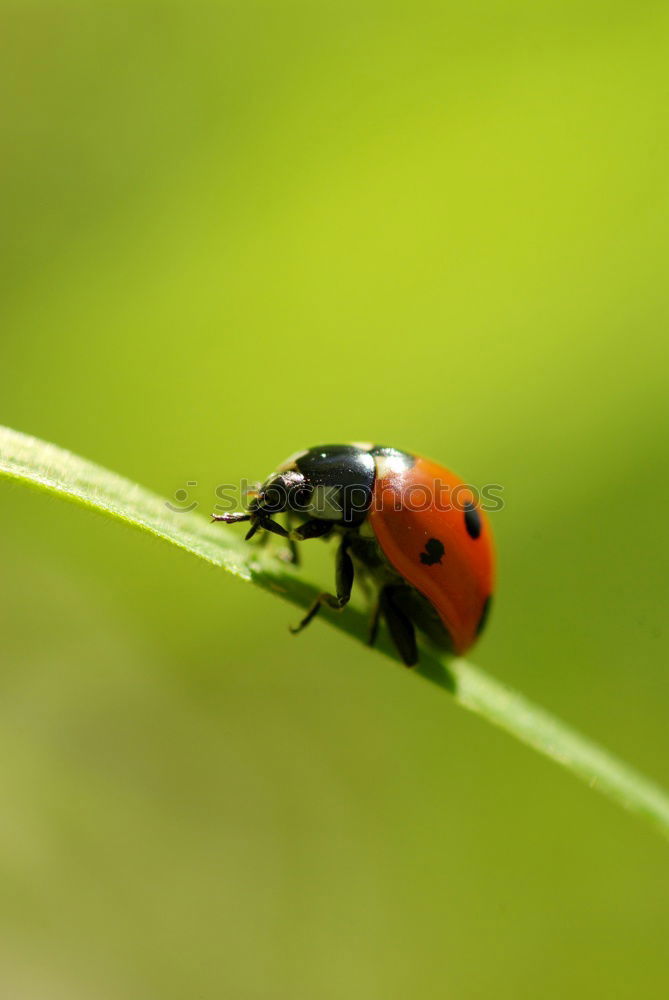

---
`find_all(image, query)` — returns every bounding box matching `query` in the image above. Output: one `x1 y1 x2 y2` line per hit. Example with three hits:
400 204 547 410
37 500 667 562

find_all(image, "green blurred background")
1 1 668 996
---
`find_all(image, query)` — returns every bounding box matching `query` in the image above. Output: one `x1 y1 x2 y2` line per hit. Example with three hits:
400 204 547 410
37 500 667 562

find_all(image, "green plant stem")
2 424 668 840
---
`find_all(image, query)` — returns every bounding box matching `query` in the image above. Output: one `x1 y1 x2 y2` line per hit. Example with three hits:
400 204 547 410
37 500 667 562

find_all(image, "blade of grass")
1 423 668 840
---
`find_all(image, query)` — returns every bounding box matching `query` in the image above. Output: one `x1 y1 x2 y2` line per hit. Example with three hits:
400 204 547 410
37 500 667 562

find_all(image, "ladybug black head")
249 470 313 519
239 445 376 539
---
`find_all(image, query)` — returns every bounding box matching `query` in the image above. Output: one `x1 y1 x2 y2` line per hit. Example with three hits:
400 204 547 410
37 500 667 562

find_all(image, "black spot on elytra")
464 501 481 540
476 595 492 636
420 538 445 566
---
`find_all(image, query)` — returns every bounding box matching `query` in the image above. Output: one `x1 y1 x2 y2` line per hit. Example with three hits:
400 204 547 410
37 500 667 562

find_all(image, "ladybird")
213 444 494 666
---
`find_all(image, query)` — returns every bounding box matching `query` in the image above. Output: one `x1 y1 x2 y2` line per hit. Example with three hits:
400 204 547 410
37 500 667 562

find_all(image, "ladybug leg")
280 518 333 565
290 536 353 634
290 519 334 541
379 586 418 667
367 597 382 648
280 511 300 565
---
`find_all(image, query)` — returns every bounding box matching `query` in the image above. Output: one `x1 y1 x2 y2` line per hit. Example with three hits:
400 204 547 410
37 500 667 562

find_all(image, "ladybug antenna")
210 511 251 525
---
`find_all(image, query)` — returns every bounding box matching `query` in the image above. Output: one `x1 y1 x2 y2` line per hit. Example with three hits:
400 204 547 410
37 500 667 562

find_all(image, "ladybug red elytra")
213 444 494 666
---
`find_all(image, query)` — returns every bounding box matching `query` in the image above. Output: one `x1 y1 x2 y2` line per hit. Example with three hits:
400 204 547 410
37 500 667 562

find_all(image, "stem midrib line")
1 424 668 841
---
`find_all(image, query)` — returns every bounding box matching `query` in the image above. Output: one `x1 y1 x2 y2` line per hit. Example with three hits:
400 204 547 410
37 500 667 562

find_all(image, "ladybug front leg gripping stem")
282 517 333 566
290 536 354 634
290 518 334 542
